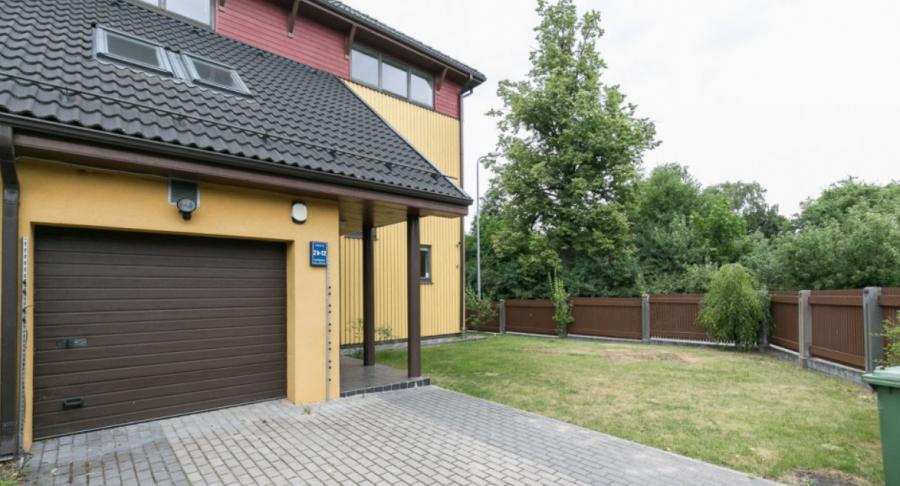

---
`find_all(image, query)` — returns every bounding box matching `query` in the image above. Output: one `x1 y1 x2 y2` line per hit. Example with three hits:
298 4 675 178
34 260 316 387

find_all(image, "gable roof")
311 0 487 85
0 0 471 205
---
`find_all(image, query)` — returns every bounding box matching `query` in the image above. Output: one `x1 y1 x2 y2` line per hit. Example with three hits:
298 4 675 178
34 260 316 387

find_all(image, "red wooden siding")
216 0 350 78
434 79 461 119
215 0 461 119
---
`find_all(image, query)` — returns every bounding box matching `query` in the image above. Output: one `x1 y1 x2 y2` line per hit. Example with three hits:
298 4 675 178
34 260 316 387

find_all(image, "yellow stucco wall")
340 81 463 344
16 158 341 449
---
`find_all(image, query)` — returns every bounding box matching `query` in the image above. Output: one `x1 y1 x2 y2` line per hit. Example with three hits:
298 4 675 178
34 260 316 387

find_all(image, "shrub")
465 286 496 331
699 264 768 350
375 325 393 342
882 313 900 366
549 273 574 336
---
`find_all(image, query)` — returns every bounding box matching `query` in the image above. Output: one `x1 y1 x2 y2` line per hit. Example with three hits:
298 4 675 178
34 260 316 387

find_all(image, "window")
138 0 213 26
350 45 434 108
420 245 432 283
183 55 251 95
409 71 433 106
381 61 408 97
350 49 379 87
95 28 172 74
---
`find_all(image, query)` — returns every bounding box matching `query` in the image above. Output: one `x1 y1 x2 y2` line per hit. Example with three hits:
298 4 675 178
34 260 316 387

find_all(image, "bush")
699 264 768 350
549 273 574 336
882 313 900 366
465 286 495 331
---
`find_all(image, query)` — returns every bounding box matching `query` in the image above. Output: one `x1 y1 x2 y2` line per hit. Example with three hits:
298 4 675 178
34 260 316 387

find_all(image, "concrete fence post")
863 287 884 372
798 290 812 368
498 299 507 334
641 294 650 342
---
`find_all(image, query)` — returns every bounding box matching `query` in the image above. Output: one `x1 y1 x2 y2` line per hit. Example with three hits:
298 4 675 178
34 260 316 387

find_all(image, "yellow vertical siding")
340 81 463 344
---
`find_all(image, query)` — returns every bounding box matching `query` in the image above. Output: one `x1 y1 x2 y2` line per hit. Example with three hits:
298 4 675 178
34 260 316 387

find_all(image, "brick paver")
26 387 780 485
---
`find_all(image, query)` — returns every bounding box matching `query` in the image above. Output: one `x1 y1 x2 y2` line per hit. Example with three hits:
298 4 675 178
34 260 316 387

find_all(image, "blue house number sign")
310 241 328 267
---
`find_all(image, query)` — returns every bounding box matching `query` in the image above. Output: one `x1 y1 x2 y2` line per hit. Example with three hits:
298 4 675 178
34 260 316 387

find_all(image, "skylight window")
95 28 171 74
183 55 250 95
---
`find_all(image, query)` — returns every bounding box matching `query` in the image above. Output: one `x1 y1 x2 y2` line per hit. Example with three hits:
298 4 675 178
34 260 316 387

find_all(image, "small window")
351 49 379 87
183 55 250 95
139 0 213 26
381 61 408 97
409 71 433 107
96 28 171 74
420 245 432 283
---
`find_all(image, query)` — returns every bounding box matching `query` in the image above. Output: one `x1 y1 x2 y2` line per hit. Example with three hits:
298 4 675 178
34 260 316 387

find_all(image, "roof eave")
304 0 486 86
0 114 473 209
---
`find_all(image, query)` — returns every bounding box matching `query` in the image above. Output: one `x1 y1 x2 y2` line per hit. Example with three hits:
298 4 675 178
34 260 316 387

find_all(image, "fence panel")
769 291 799 351
505 299 556 335
476 303 501 332
649 294 708 341
881 288 900 360
881 288 900 327
809 289 865 368
570 298 642 339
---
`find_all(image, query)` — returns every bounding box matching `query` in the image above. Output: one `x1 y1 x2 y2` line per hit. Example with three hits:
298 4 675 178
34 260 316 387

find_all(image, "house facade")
0 0 483 454
212 0 474 346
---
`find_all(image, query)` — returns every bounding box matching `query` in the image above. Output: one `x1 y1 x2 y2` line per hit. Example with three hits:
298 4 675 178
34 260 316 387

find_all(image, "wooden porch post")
407 212 422 378
362 223 375 366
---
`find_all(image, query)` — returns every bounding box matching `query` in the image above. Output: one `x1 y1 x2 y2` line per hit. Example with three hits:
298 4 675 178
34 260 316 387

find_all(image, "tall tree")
705 182 789 238
483 0 657 296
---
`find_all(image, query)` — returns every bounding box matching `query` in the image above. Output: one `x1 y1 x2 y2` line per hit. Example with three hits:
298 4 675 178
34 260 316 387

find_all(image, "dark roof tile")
0 0 470 203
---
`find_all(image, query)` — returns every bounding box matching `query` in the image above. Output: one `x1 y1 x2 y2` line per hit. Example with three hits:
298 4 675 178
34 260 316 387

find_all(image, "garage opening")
33 227 287 439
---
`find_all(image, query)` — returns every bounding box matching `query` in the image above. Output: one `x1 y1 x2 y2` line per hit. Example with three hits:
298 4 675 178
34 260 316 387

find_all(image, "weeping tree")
483 0 657 297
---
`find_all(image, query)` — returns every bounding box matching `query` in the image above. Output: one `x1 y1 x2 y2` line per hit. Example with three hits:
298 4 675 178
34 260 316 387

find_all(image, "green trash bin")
863 366 900 486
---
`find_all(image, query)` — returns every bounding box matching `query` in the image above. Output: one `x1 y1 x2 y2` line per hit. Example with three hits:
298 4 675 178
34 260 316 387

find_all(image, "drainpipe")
0 125 19 459
459 75 474 332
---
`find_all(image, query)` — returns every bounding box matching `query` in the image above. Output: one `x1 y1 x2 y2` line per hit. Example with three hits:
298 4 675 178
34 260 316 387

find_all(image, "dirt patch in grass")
783 469 871 486
599 349 705 364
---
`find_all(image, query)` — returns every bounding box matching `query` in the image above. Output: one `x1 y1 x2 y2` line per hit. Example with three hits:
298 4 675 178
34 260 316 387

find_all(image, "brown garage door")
33 227 287 439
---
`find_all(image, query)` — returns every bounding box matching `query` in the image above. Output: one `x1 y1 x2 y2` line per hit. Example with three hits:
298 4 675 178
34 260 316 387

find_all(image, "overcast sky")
345 0 900 221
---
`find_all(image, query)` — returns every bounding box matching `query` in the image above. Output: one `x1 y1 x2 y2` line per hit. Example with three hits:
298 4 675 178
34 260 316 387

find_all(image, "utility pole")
476 156 482 299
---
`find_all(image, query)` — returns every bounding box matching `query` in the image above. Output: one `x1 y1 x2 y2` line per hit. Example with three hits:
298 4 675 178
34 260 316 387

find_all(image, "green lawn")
377 334 882 485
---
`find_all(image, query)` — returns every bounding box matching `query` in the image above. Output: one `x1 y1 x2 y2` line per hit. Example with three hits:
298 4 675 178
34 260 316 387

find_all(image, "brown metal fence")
649 294 709 341
770 291 799 351
569 298 643 339
486 288 890 370
809 289 865 368
477 303 501 333
505 299 557 335
881 288 900 327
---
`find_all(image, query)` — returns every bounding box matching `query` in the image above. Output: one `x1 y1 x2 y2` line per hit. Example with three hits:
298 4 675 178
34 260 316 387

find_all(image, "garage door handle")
55 338 88 349
62 398 83 410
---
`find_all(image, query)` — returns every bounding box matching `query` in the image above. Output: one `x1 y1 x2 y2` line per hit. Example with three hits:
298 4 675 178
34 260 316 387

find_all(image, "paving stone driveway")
26 387 780 485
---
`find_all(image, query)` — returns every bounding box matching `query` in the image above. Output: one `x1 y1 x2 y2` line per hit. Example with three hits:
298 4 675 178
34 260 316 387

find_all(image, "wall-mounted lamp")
177 198 197 220
291 201 308 224
169 179 200 222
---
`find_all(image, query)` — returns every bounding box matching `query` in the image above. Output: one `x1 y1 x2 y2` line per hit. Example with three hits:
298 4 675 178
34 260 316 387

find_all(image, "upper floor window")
138 0 213 26
351 45 434 108
95 28 172 74
94 27 250 97
183 54 251 95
